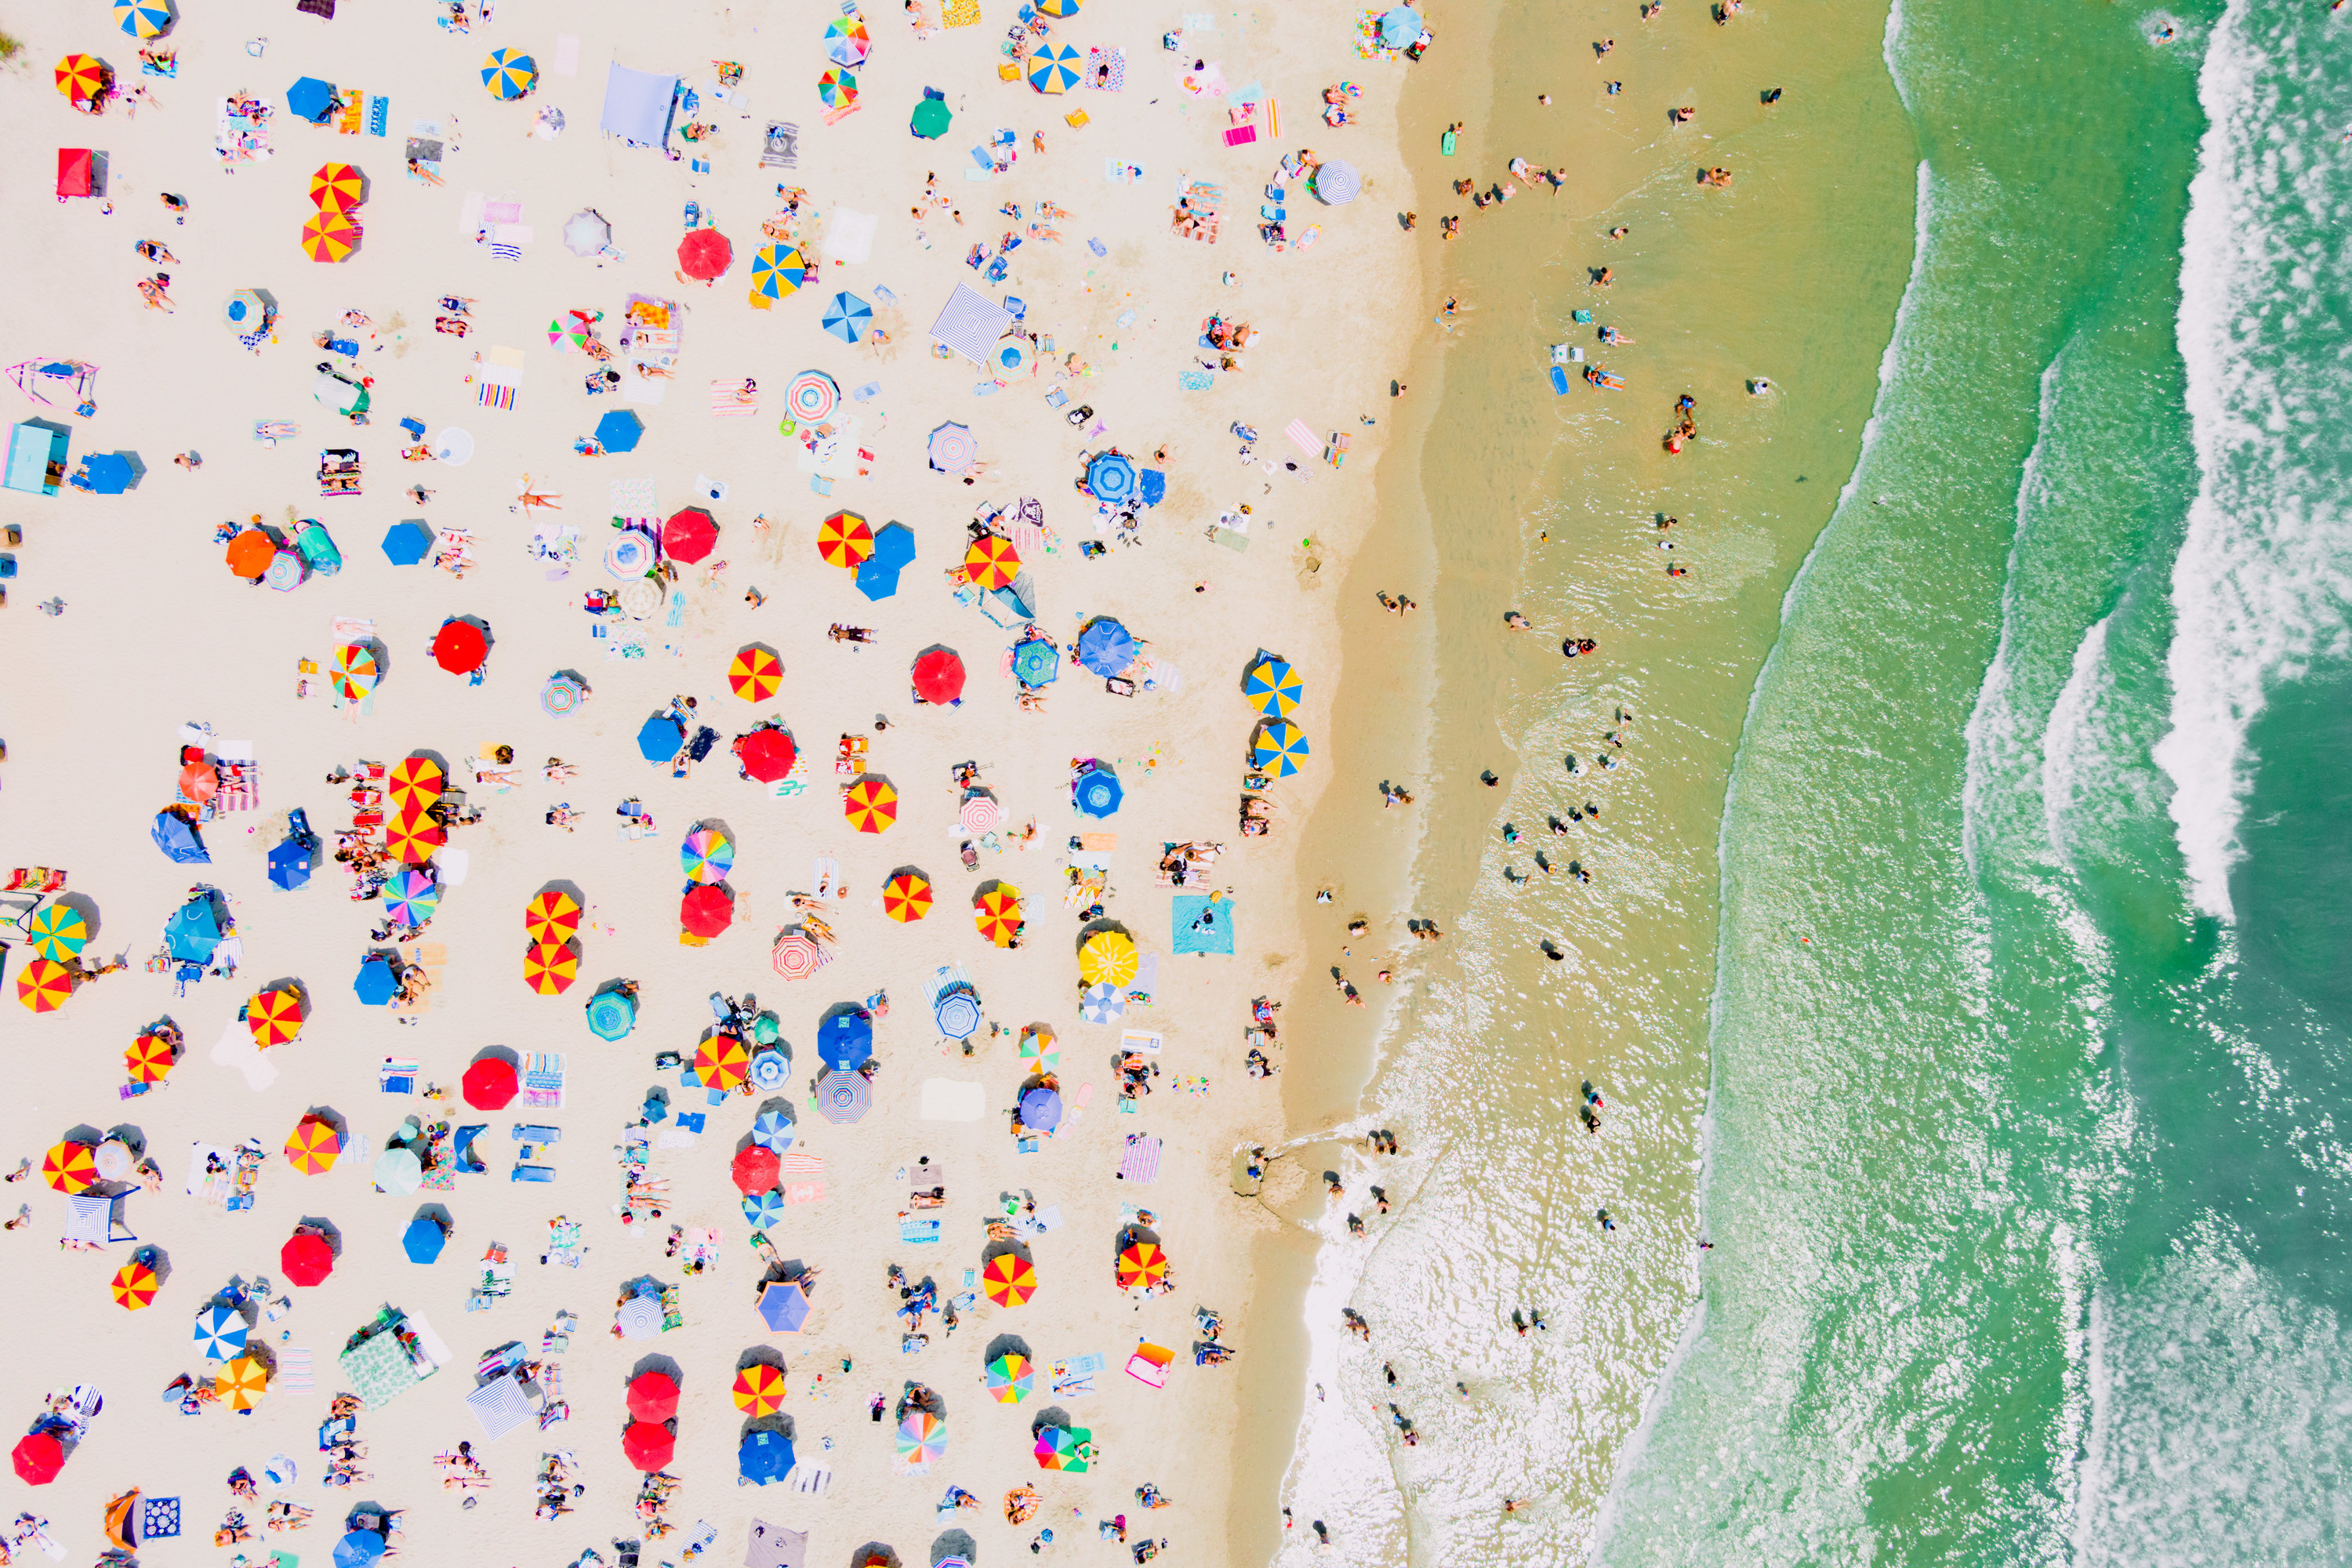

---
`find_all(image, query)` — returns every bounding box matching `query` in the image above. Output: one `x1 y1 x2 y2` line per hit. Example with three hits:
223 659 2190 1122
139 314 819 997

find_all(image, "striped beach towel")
477 382 515 411
710 379 760 416
521 1053 565 1108
279 1348 314 1393
1117 1134 1163 1184
781 1152 826 1175
1284 419 1320 456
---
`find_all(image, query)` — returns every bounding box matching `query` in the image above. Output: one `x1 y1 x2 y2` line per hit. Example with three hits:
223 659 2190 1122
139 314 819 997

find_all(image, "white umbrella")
313 372 361 413
562 209 612 257
434 426 474 466
616 1296 662 1339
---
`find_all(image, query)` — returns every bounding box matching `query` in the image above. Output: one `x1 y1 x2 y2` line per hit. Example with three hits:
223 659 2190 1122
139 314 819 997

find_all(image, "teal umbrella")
586 987 637 1040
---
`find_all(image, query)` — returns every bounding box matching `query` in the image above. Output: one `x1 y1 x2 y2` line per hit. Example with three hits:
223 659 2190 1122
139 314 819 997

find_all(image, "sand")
0 0 1424 1563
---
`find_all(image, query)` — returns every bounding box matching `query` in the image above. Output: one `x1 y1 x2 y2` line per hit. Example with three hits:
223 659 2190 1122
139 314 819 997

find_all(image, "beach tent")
6 421 68 496
600 64 679 146
928 285 1014 364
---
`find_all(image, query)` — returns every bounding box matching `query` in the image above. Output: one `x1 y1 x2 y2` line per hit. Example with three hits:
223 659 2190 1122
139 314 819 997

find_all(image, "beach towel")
140 1499 181 1541
1284 419 1320 456
1171 893 1237 956
521 1052 565 1108
710 379 760 416
1085 48 1127 90
898 1218 942 1243
379 1057 421 1093
1126 1341 1174 1388
1050 1353 1105 1398
746 1521 808 1568
475 347 524 410
1117 1134 1163 1184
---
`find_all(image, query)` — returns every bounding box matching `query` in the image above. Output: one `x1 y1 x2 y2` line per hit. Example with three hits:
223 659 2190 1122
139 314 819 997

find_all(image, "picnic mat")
1171 894 1236 955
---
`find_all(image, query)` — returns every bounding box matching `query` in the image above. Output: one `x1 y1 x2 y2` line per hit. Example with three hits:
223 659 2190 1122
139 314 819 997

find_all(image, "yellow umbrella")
694 1033 751 1093
524 941 580 995
308 162 365 212
843 775 898 833
300 209 361 263
728 644 783 703
383 809 444 864
387 755 445 811
111 1261 160 1311
284 1116 341 1175
55 55 107 103
732 1363 786 1415
882 870 934 923
524 888 582 943
975 886 1024 948
1116 1241 1167 1290
216 1356 269 1412
41 1142 96 1194
1079 929 1139 987
247 985 305 1047
963 535 1021 590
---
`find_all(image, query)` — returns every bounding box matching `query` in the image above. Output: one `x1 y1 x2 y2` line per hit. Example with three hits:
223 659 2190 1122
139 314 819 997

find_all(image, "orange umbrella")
383 809 444 864
125 1032 175 1083
1116 1240 1168 1290
284 1116 341 1175
16 959 76 1014
694 1033 751 1092
225 528 277 579
110 1261 160 1311
216 1356 268 1412
178 761 219 803
728 644 782 703
300 209 361 263
524 888 582 943
247 985 305 1047
982 1251 1037 1307
524 940 579 995
387 755 445 811
55 54 107 103
731 1363 786 1416
41 1142 96 1194
843 775 898 833
817 510 874 568
882 870 934 923
974 886 1024 947
963 535 1021 590
309 162 365 212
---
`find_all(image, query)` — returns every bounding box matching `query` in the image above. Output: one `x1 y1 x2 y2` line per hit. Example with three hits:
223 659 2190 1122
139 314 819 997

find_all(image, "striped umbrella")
388 755 445 810
383 810 444 865
882 870 934 923
115 0 175 38
16 959 75 1014
1116 1241 1168 1290
542 673 586 717
895 1412 946 1468
246 986 305 1047
1019 1025 1061 1071
728 644 782 702
125 1032 176 1083
481 46 536 100
844 776 898 834
927 421 976 474
934 985 982 1040
1243 655 1303 717
974 887 1024 947
740 1187 785 1228
24 904 89 963
41 1142 96 1194
1026 43 1081 93
820 292 872 343
962 535 1021 590
815 1069 871 1124
308 162 365 212
985 1352 1036 1403
383 866 441 927
111 1261 160 1311
216 1356 269 1412
1080 982 1124 1025
959 790 1003 831
732 1363 786 1416
785 371 840 423
817 68 858 108
681 826 735 884
1034 1426 1091 1472
524 941 579 995
284 1116 341 1174
694 1033 751 1092
55 55 107 103
1080 929 1139 986
300 210 361 263
750 245 810 303
817 511 873 568
193 1305 248 1360
330 642 379 699
771 928 825 982
1251 720 1312 778
981 1251 1036 1306
524 888 582 943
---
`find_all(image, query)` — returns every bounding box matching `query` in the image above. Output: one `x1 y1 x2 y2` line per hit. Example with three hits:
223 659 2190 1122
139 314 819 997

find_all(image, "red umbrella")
433 619 488 674
681 884 734 938
736 728 797 782
462 1056 519 1109
662 507 719 564
732 1144 781 1195
281 1229 334 1287
912 647 966 705
626 1371 681 1422
11 1432 63 1486
622 1420 675 1472
677 228 734 281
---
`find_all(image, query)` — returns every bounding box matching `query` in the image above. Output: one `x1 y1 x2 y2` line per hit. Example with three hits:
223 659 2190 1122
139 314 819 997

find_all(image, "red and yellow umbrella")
817 510 874 568
1116 1241 1168 1290
110 1261 160 1312
300 209 361 263
216 1356 269 1412
524 888 582 943
125 1032 176 1083
728 644 782 703
975 886 1025 948
384 809 444 864
694 1033 751 1093
55 54 107 103
284 1116 341 1175
844 775 898 834
982 1251 1038 1307
308 162 365 212
247 985 305 1047
731 1363 786 1417
16 958 76 1014
524 940 579 995
388 755 445 811
42 1142 96 1194
963 535 1021 590
882 871 934 924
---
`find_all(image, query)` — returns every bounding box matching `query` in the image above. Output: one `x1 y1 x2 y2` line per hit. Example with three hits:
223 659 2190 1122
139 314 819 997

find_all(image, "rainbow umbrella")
55 55 107 104
300 210 361 263
16 959 75 1014
1034 1426 1091 1472
843 776 898 834
1243 655 1303 717
308 162 365 212
974 886 1024 947
822 16 871 65
895 1412 946 1468
750 245 810 303
524 888 582 943
1026 43 1081 94
681 826 735 884
985 1352 1036 1403
818 68 858 108
125 1032 176 1083
24 904 89 963
481 46 536 100
1019 1025 1060 1071
728 644 782 703
817 511 873 568
1079 929 1138 986
115 0 175 38
383 866 441 927
1251 720 1312 778
524 941 579 995
330 642 379 699
216 1356 269 1413
981 1251 1036 1306
732 1364 786 1417
882 870 934 923
247 985 306 1047
387 755 445 810
1117 1241 1168 1290
111 1261 160 1310
383 811 444 865
284 1116 341 1175
41 1142 96 1194
962 535 1020 590
693 1033 751 1093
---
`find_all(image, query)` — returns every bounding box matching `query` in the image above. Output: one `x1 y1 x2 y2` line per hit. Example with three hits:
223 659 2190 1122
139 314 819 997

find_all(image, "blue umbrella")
1075 765 1122 818
1019 1087 1063 1132
1080 982 1123 1024
163 895 222 963
820 292 873 343
381 521 434 565
750 1109 795 1150
637 713 684 762
750 1050 789 1091
595 409 644 453
402 1215 447 1265
354 955 400 1006
757 1280 811 1332
288 76 339 122
332 1531 385 1568
1076 618 1136 677
1012 637 1060 687
83 454 132 494
818 1011 873 1070
855 521 916 601
194 1305 248 1361
152 811 209 864
1085 452 1138 503
1378 4 1424 46
933 985 982 1040
586 987 637 1041
739 1429 796 1485
267 835 314 891
741 1188 785 1227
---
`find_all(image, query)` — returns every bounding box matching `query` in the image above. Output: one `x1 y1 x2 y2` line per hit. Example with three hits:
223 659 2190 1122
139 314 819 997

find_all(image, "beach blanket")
1171 893 1236 956
1050 1353 1105 1399
1127 1341 1174 1388
339 1323 431 1410
278 1348 314 1394
746 1521 808 1568
710 379 760 416
1086 48 1127 90
1117 1134 1163 1185
521 1052 565 1108
474 347 524 411
1284 419 1321 456
140 1499 181 1541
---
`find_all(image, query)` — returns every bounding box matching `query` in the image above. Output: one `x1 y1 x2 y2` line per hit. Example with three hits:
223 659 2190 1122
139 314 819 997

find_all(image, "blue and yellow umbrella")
481 47 537 101
750 245 810 303
1243 655 1302 718
1026 43 1081 94
115 0 174 38
1251 720 1311 778
1036 0 1082 13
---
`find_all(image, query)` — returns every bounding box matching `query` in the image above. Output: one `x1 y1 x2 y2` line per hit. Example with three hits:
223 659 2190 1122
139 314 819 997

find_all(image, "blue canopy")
855 521 916 601
267 834 314 891
586 986 637 1041
381 521 434 565
332 1531 385 1568
83 453 131 494
818 1010 873 1070
637 713 684 762
1012 637 1060 687
595 409 644 453
152 811 209 864
599 63 679 146
1019 1087 1063 1131
1378 5 1424 45
354 955 400 1006
821 292 873 343
288 76 339 122
162 894 222 962
402 1215 447 1265
1076 618 1136 677
1075 765 1122 818
1086 451 1138 503
757 1280 811 1333
739 1429 796 1485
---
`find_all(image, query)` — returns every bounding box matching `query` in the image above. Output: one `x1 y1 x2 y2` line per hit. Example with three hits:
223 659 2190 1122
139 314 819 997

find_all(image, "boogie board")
1440 129 1457 155
1548 365 1570 395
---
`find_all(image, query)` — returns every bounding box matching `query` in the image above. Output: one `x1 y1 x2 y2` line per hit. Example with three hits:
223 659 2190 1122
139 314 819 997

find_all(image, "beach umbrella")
738 728 798 782
993 334 1033 384
844 776 899 833
388 755 445 809
1252 720 1312 777
818 1011 873 1071
116 0 175 38
216 1356 270 1412
1034 1426 1091 1472
728 644 784 705
269 833 314 890
696 1033 752 1093
732 1145 781 1197
637 713 685 762
1085 452 1138 504
432 619 488 674
281 1230 334 1287
771 928 825 982
734 1363 786 1416
41 1142 95 1194
333 1534 384 1568
963 535 1020 590
1026 43 1081 93
1080 982 1124 1025
111 1260 160 1310
127 1032 176 1084
11 1433 63 1486
164 895 223 963
194 1305 249 1360
1075 766 1123 818
374 1145 423 1196
247 985 305 1047
524 888 582 943
402 1215 448 1265
562 209 612 257
300 210 361 263
750 245 810 303
912 647 965 704
542 673 586 717
1311 159 1362 205
818 68 858 108
354 955 400 1007
331 643 379 699
287 75 338 121
934 984 982 1039
1379 4 1424 45
552 318 592 353
820 292 873 343
681 884 735 939
750 1108 795 1150
593 409 642 455
975 886 1023 947
895 1412 946 1468
1244 655 1303 717
481 46 537 100
626 1371 680 1422
285 1116 342 1174
383 866 441 927
1036 0 1080 13
681 825 735 884
56 54 108 103
818 510 873 568
525 941 579 994
740 1187 784 1227
226 528 277 578
308 162 365 212
882 870 933 923
1012 637 1061 688
1077 618 1137 677
815 1069 872 1124
985 1352 1036 1403
1020 1086 1064 1131
677 228 733 282
1080 929 1139 987
1019 1025 1059 1072
911 97 952 139
223 290 270 331
981 1251 1036 1307
264 549 307 593
757 1280 812 1332
785 369 840 423
740 1429 796 1486
622 1421 673 1472
23 904 88 963
927 422 976 474
662 506 719 564
1117 1240 1168 1290
586 987 637 1040
463 1055 519 1111
823 16 871 64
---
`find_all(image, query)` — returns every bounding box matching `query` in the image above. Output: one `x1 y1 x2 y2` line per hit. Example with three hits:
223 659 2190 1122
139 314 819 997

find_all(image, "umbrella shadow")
350 635 390 683
895 1382 944 1422
1078 917 1131 946
132 1242 170 1287
1030 1405 1073 1439
1116 1221 1160 1256
536 877 586 911
849 1545 902 1568
52 891 101 943
981 1236 1033 1269
983 1332 1032 1364
630 1351 682 1386
296 1216 343 1257
929 1530 977 1567
404 748 451 782
409 1202 452 1234
102 1123 145 1156
61 1121 107 1148
739 1411 795 1443
470 1044 520 1073
736 1345 786 1375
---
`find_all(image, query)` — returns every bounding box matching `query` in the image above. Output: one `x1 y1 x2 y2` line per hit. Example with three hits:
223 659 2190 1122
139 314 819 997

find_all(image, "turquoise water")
1599 0 2352 1558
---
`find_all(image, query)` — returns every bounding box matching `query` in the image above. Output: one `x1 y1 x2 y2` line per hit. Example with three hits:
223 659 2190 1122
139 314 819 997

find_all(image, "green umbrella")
912 98 951 139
